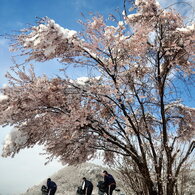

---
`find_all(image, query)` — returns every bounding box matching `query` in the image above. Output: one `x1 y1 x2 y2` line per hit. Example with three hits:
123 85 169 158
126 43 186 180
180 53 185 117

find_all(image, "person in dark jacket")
103 170 116 195
47 178 57 195
82 177 93 195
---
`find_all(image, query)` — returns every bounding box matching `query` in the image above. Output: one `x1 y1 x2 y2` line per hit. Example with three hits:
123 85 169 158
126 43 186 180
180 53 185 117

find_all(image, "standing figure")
103 171 116 195
47 178 57 195
82 177 93 195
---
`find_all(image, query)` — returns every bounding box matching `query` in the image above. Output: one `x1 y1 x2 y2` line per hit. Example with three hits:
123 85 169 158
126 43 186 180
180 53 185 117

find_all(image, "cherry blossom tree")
0 0 195 194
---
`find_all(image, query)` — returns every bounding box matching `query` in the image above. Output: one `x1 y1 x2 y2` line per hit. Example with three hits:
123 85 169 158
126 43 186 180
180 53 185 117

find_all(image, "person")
47 178 57 195
102 170 116 195
82 177 93 195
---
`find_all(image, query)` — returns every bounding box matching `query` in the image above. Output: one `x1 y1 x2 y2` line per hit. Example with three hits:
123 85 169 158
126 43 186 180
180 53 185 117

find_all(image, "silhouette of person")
82 177 93 195
102 171 116 195
47 178 57 195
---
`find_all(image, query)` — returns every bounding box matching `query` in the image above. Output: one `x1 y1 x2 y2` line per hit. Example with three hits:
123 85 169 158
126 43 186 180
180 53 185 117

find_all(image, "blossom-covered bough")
0 0 195 194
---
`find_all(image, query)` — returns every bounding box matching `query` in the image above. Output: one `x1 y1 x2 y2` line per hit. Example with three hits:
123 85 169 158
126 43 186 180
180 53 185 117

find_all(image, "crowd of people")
41 170 116 195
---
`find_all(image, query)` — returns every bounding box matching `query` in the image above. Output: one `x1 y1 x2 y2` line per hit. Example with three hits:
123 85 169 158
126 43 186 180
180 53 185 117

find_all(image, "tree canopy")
0 0 194 194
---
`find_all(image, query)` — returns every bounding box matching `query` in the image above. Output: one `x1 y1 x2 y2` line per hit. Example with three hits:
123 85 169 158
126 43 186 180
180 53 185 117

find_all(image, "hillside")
21 163 125 195
21 162 195 195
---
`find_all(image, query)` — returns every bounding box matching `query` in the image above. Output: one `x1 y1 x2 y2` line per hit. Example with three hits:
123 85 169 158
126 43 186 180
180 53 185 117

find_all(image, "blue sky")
0 0 194 194
0 0 123 33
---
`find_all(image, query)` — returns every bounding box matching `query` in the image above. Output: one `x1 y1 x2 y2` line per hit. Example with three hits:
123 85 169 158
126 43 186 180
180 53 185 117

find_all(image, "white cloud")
0 126 63 194
0 145 63 194
158 0 195 20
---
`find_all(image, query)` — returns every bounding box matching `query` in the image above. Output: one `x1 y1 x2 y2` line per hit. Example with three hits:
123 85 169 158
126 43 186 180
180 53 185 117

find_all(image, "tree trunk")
157 181 163 195
147 182 157 195
166 180 175 195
